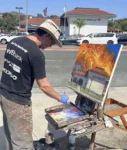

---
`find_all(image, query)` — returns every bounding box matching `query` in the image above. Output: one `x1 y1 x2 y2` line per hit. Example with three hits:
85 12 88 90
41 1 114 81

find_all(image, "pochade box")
45 43 122 137
45 102 90 130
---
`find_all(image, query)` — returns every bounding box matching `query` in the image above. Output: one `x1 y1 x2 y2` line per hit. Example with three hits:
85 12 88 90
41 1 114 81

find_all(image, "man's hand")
60 94 70 104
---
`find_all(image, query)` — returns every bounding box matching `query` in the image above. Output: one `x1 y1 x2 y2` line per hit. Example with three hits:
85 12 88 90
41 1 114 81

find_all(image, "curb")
0 46 127 51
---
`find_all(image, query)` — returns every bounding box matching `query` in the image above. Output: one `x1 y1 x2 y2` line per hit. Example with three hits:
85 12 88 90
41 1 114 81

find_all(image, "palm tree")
72 18 86 35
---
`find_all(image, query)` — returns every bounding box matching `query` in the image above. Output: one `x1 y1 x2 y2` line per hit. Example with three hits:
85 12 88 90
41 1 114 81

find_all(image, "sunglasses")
45 34 55 46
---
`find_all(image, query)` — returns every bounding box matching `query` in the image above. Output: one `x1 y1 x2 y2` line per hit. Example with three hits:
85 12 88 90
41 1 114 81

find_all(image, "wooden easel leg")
89 132 96 150
63 129 72 148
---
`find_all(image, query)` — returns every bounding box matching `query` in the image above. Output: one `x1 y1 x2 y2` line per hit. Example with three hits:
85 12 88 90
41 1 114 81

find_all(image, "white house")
19 7 116 35
60 7 116 36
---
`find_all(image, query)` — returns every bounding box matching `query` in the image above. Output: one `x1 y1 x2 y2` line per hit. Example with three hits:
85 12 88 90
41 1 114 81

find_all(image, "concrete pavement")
0 87 127 149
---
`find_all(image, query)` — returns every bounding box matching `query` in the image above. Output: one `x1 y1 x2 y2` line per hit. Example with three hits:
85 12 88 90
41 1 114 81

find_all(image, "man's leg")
1 96 34 150
3 110 13 150
1 95 13 150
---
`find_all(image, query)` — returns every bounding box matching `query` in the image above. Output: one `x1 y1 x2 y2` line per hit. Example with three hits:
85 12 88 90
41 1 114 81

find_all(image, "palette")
45 103 89 129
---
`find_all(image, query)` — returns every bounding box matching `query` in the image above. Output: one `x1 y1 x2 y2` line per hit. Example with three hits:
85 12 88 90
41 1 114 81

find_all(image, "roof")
73 67 109 77
20 18 60 26
90 67 109 77
73 70 86 76
66 8 116 18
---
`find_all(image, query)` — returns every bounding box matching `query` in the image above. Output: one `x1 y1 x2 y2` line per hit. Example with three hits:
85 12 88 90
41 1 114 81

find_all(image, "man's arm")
36 77 61 102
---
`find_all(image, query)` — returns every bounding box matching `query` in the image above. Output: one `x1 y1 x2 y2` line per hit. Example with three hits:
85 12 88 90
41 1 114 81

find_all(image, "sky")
0 0 126 19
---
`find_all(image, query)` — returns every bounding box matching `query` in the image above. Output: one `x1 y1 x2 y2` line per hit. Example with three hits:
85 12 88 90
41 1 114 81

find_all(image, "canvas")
68 43 123 105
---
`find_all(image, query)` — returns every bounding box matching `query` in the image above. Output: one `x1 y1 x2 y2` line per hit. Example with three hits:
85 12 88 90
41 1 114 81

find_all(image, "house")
20 18 60 32
71 67 109 96
20 7 116 35
60 7 116 36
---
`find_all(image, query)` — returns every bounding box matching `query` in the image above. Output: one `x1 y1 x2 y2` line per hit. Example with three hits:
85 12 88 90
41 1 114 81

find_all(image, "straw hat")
38 19 62 47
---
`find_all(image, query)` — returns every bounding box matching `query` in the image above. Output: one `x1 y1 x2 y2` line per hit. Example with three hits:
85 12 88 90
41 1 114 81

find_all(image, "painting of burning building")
68 43 122 104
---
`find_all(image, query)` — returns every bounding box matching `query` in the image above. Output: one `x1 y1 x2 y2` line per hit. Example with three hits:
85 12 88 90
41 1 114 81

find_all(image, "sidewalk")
0 87 127 149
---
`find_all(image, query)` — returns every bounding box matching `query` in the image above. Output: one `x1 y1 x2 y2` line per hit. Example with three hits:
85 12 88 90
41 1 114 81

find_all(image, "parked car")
60 35 82 45
76 33 118 45
116 34 122 38
0 32 29 44
118 34 127 45
0 32 7 37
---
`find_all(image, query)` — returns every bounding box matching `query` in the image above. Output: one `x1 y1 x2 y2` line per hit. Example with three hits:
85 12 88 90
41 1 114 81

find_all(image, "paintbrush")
64 92 71 109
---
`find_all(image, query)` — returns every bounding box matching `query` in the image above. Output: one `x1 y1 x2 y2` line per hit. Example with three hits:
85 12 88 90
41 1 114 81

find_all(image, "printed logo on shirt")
13 64 21 73
11 42 28 53
5 59 21 73
6 49 22 62
3 68 17 80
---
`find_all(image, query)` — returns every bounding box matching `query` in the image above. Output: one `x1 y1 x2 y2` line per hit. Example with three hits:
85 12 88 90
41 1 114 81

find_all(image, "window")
94 33 115 38
10 32 17 36
120 34 127 39
23 33 27 36
105 33 114 37
16 32 23 36
93 33 102 37
86 34 92 38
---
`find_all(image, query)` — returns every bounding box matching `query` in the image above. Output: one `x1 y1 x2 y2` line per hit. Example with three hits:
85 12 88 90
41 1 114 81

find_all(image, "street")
0 50 127 89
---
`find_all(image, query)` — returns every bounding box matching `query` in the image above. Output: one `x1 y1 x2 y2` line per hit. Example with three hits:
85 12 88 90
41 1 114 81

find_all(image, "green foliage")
49 14 59 18
37 13 43 18
0 13 17 32
108 20 114 28
72 18 86 34
0 19 3 27
108 18 127 32
120 20 127 31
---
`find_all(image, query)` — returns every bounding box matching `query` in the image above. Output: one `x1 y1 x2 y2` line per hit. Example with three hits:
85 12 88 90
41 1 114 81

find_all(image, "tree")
0 18 4 31
49 15 59 18
37 13 43 18
72 18 86 35
120 20 127 32
108 18 127 32
1 13 17 32
108 20 114 28
0 18 3 27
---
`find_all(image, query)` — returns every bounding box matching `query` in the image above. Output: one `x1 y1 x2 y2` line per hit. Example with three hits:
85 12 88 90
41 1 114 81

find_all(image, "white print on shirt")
6 48 22 62
5 59 21 73
3 68 17 80
13 64 21 73
11 42 28 53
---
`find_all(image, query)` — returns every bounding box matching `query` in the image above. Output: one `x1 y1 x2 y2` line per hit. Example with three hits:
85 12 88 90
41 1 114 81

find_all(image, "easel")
45 43 123 150
63 94 105 150
63 96 127 150
45 94 106 150
104 98 127 132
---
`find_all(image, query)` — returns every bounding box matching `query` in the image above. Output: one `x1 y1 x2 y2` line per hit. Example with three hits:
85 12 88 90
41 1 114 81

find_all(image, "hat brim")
38 27 62 47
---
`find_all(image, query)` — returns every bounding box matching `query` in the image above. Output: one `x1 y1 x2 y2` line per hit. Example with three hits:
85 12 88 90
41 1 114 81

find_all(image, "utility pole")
16 7 23 29
26 0 28 32
63 5 66 36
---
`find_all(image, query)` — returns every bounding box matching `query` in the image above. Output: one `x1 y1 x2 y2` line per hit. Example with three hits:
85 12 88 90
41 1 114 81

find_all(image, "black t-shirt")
0 37 46 105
